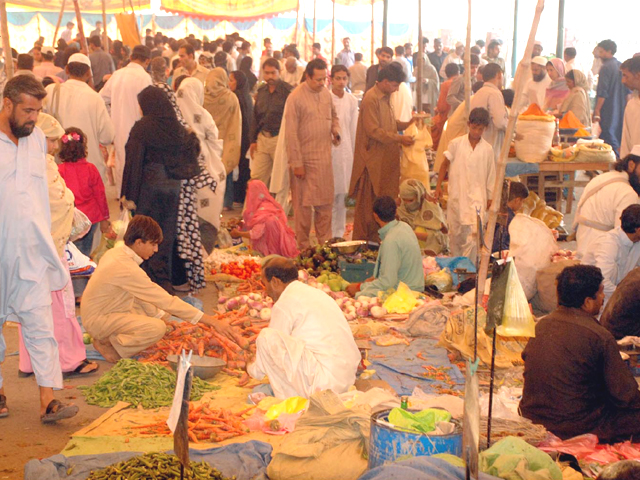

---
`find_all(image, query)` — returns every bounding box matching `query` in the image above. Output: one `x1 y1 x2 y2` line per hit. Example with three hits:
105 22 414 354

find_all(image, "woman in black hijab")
238 56 258 93
122 86 203 293
230 70 254 204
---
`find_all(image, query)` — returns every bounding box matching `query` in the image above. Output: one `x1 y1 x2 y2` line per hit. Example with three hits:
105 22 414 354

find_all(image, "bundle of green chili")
79 359 219 409
87 452 230 480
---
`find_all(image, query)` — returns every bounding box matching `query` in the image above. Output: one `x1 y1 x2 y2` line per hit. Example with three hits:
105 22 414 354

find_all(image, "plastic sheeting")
358 456 502 480
24 441 272 480
160 0 298 21
8 0 150 13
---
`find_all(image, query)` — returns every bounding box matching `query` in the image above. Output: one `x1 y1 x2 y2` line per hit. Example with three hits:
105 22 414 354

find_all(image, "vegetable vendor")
520 265 640 442
81 215 242 362
346 196 424 298
247 257 361 398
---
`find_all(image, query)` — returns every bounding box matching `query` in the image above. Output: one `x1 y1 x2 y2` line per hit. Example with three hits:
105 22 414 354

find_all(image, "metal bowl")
330 240 367 254
166 354 226 380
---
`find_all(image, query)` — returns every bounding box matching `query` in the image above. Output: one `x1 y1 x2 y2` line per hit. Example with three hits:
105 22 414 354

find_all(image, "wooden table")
523 161 613 214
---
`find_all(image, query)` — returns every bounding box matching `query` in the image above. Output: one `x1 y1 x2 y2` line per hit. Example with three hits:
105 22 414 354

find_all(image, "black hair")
373 196 397 222
214 51 228 69
621 56 640 74
305 58 327 78
180 43 195 57
482 62 503 81
596 460 640 480
17 54 34 70
131 45 151 61
375 48 381 56
42 76 56 88
508 181 529 201
263 259 298 283
556 265 603 309
502 88 515 108
58 127 88 163
173 74 188 92
355 52 363 61
3 75 46 103
222 41 233 53
124 215 164 246
42 50 54 61
262 57 280 71
564 47 576 59
66 62 90 78
395 45 405 56
171 57 180 70
331 64 349 78
621 204 640 234
284 44 300 59
597 39 617 55
379 46 394 57
445 62 460 78
469 107 490 126
565 70 576 83
89 36 101 48
378 62 405 83
488 40 501 51
472 81 484 93
471 45 482 55
470 54 480 66
614 154 640 173
475 39 485 48
264 37 271 46
312 42 321 50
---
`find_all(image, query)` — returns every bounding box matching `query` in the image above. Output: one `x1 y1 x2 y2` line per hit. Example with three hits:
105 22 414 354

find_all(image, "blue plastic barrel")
368 409 463 469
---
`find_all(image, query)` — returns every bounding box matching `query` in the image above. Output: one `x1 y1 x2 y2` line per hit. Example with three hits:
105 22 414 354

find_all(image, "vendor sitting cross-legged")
346 196 424 298
520 265 640 442
247 257 361 399
81 215 241 362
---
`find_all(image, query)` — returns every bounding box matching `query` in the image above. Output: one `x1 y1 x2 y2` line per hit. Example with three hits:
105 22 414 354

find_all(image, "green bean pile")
87 452 232 480
79 359 220 409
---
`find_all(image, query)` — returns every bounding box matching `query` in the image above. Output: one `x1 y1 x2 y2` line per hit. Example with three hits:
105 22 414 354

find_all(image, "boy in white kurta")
436 107 496 260
330 65 359 237
248 257 361 399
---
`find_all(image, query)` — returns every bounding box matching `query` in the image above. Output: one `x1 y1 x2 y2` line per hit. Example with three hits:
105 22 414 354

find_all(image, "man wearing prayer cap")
439 41 465 79
517 55 551 111
532 41 543 58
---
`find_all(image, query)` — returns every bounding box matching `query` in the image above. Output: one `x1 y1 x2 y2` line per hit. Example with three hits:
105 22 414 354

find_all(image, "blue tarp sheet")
24 440 272 480
370 338 464 396
358 456 502 480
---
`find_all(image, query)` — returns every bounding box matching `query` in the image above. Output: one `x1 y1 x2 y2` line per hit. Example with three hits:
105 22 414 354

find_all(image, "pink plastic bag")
243 411 304 435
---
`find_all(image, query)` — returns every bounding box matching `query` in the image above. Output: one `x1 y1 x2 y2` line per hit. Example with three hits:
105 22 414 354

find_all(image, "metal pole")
331 0 336 65
511 0 519 77
52 0 67 47
0 1 13 80
382 0 389 47
556 0 565 59
416 0 423 111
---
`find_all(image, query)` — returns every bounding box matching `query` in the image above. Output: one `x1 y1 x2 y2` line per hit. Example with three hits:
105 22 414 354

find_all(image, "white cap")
41 46 55 56
631 145 640 157
534 40 543 46
67 53 93 74
455 41 464 48
532 56 547 66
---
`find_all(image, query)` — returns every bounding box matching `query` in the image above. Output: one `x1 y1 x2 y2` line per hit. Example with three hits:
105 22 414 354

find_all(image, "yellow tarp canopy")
160 0 298 21
8 0 150 14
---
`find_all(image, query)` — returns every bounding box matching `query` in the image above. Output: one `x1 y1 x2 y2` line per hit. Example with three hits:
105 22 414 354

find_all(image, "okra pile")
79 359 220 409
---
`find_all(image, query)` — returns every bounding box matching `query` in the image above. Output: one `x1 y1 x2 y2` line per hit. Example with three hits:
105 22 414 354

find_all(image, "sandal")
63 359 100 379
0 394 8 418
41 399 78 424
18 370 34 378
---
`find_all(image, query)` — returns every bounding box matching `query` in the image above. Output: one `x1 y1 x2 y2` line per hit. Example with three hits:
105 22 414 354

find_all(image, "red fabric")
243 180 299 258
58 159 109 224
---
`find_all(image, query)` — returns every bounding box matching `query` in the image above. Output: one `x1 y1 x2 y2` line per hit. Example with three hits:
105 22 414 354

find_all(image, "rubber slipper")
18 370 34 378
0 394 8 418
63 359 100 379
41 399 79 424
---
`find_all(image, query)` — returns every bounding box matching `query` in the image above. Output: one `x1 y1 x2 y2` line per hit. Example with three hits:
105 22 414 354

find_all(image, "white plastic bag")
509 214 558 300
65 241 97 273
69 208 92 242
514 119 555 163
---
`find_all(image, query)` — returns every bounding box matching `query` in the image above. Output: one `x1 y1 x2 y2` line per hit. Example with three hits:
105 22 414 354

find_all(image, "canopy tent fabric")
159 0 298 21
7 0 150 14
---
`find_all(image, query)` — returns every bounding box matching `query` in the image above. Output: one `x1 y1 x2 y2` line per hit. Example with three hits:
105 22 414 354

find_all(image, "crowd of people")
2 23 640 457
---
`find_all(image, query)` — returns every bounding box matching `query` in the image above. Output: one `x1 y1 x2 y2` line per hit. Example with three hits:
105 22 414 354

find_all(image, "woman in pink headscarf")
230 180 299 258
544 58 570 112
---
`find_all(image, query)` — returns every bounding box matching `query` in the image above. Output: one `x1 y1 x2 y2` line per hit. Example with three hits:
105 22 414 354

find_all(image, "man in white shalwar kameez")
575 149 640 262
330 65 359 237
620 58 640 159
247 257 361 399
0 76 79 423
582 205 640 308
100 45 152 195
469 63 508 161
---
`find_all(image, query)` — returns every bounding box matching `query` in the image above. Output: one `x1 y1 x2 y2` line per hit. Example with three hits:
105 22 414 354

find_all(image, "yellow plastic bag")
383 282 419 314
264 396 309 421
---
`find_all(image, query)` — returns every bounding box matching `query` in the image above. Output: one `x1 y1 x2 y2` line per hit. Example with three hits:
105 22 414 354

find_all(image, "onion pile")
218 292 273 321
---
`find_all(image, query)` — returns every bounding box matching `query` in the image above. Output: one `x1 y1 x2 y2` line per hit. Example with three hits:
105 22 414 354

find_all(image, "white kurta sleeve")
593 234 620 301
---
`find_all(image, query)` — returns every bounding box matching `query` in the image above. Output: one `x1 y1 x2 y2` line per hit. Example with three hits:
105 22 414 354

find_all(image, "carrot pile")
131 402 254 443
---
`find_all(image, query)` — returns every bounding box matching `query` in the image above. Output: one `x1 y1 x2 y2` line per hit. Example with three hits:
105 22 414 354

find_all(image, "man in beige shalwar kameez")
349 65 416 242
285 59 341 248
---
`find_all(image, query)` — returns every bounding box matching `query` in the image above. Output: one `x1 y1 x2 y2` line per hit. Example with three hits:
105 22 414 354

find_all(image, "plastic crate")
338 259 375 283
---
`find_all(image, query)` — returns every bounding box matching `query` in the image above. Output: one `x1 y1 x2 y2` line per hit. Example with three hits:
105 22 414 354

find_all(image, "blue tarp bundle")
358 456 502 480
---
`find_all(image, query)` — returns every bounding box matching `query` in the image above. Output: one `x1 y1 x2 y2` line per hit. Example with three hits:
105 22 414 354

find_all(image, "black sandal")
41 399 78 424
0 394 8 418
63 359 100 379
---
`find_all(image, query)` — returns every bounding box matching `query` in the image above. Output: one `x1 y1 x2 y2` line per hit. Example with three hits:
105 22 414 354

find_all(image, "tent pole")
416 0 422 111
464 0 471 119
0 0 13 80
294 0 300 46
102 0 108 55
331 0 336 65
370 0 374 65
382 0 388 47
52 0 67 47
72 0 89 54
556 0 564 59
511 0 518 78
312 0 317 45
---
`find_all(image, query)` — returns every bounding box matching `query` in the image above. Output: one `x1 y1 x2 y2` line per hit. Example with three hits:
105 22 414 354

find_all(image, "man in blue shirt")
336 37 355 69
346 196 424 298
593 39 630 156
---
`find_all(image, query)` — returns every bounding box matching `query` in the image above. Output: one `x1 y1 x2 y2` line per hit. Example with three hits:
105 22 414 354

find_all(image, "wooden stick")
0 1 12 80
416 0 423 110
370 0 374 65
72 0 89 54
464 0 472 119
331 0 335 65
102 0 108 56
52 0 67 47
312 0 317 45
294 0 300 45
475 0 545 317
